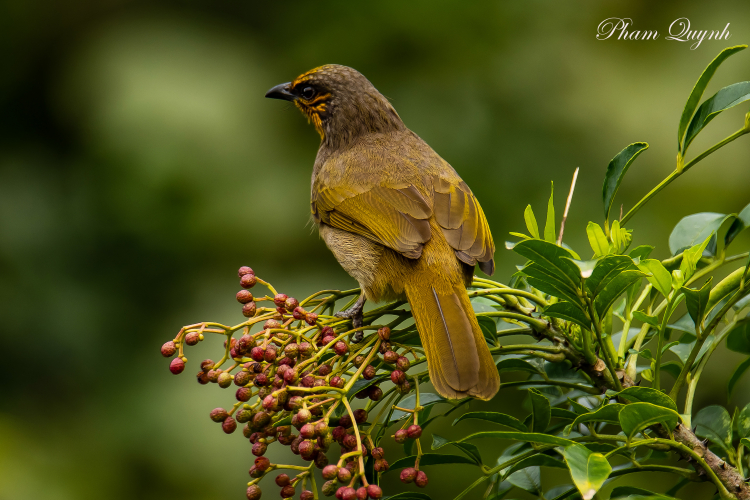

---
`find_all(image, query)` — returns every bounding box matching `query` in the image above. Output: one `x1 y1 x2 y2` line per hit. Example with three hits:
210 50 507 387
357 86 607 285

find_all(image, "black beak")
265 82 296 102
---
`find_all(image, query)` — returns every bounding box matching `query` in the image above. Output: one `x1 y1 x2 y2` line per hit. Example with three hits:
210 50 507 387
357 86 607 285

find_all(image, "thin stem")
558 167 579 245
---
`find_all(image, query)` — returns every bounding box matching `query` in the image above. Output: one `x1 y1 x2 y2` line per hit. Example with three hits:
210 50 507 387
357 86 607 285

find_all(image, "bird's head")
265 64 405 147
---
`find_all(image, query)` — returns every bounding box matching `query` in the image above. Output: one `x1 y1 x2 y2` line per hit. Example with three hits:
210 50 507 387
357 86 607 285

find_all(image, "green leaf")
478 315 497 346
514 239 582 286
742 437 750 451
544 302 591 329
594 270 645 317
564 404 625 435
637 259 672 297
508 466 541 493
431 434 483 465
609 220 632 254
669 213 731 256
629 245 654 261
728 357 750 399
529 388 551 433
496 358 544 376
618 386 679 412
453 411 528 432
683 81 750 153
563 442 612 500
552 408 580 420
619 403 679 440
602 142 649 222
390 393 445 422
525 205 540 239
738 403 750 438
502 454 566 479
586 255 638 298
381 493 433 500
679 236 714 282
706 267 747 317
611 486 674 499
734 291 750 312
459 431 575 447
633 311 659 327
545 182 556 242
678 45 747 150
681 278 712 327
563 258 601 280
587 222 611 258
524 264 583 306
387 453 477 471
726 202 750 246
727 321 750 354
347 374 389 398
693 405 732 453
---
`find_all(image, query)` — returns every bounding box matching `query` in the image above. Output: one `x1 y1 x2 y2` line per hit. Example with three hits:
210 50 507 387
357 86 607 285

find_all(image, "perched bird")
265 65 499 400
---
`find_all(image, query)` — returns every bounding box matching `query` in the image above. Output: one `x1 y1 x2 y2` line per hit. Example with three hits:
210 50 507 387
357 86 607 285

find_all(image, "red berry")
332 426 347 442
374 458 389 472
300 491 314 500
318 364 332 376
390 370 405 385
383 351 398 363
368 386 383 401
298 440 315 458
284 343 299 358
299 342 313 356
300 423 316 439
254 456 270 471
275 473 290 486
196 371 209 384
334 341 348 356
394 429 408 443
407 424 422 439
242 302 257 317
400 467 417 483
305 312 318 326
210 408 228 422
377 327 390 340
250 346 264 362
237 290 254 304
330 376 345 389
238 266 254 277
169 358 185 374
367 485 383 499
285 297 299 312
356 487 368 500
363 365 376 380
252 441 267 456
322 464 338 480
254 373 269 387
161 341 176 357
236 387 252 402
280 485 295 498
398 379 411 394
240 273 257 289
372 447 384 459
273 293 288 307
340 487 356 500
396 356 410 371
343 434 357 449
264 347 277 363
353 409 368 424
337 467 352 483
234 371 251 386
415 470 428 487
222 416 237 434
246 485 262 500
293 306 306 320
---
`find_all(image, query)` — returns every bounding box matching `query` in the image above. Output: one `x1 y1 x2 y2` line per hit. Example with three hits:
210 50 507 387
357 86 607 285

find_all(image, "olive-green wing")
312 184 432 259
432 177 496 275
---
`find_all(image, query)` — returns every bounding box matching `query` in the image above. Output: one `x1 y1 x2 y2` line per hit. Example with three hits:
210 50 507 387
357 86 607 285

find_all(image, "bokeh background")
3 1 750 499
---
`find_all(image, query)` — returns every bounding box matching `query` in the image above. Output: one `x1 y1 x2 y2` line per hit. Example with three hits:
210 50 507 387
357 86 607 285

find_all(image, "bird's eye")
301 87 315 99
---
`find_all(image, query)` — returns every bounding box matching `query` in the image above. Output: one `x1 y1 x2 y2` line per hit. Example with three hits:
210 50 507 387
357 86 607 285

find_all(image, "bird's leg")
335 293 367 342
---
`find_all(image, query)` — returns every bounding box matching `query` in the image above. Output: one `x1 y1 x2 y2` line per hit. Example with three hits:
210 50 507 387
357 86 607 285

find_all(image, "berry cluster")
161 267 431 499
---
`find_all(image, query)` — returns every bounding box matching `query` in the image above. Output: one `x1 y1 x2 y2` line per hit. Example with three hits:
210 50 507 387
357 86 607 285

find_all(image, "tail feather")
405 281 500 400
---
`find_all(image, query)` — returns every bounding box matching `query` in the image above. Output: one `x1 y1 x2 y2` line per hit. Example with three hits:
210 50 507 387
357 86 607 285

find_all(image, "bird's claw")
335 297 366 342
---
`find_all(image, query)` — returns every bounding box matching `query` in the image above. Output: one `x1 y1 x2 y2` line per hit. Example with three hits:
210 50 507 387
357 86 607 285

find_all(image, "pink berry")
236 290 254 304
161 341 176 357
407 424 422 439
400 467 417 483
169 358 184 374
415 470 428 487
222 416 237 434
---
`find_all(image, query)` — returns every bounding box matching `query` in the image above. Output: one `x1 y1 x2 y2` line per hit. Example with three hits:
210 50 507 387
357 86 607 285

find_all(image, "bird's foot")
335 295 366 342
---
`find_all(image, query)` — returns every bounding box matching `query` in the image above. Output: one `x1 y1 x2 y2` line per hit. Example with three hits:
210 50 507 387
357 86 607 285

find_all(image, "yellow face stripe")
291 66 326 87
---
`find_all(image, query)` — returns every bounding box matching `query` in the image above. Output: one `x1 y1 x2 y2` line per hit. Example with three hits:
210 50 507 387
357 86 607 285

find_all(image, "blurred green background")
3 1 750 499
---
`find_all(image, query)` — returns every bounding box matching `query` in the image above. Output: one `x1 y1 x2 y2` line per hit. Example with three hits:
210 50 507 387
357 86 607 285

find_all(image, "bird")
265 65 499 400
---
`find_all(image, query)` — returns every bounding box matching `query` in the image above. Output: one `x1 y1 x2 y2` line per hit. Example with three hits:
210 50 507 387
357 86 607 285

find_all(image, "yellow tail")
405 280 500 400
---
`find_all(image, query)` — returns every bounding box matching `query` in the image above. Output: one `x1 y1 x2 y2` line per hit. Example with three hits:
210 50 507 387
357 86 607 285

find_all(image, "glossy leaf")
453 411 528 432
619 403 679 440
693 405 732 452
611 486 674 499
602 142 649 221
563 257 600 280
678 45 747 148
551 408 579 420
387 453 476 471
524 205 541 239
669 213 731 256
726 202 750 246
507 465 541 493
629 245 654 261
683 81 750 153
431 434 483 465
617 386 679 412
545 182 556 242
514 239 582 286
681 278 712 327
347 374 389 398
503 454 566 479
633 311 659 327
564 404 624 435
544 302 590 329
478 315 497 346
594 270 645 317
727 322 750 354
529 388 551 433
609 220 632 254
563 443 611 500
586 222 610 258
459 431 574 447
728 357 750 399
523 263 583 306
738 403 750 438
734 291 750 312
586 255 637 297
390 393 445 422
637 259 672 297
496 358 544 376
706 267 747 317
